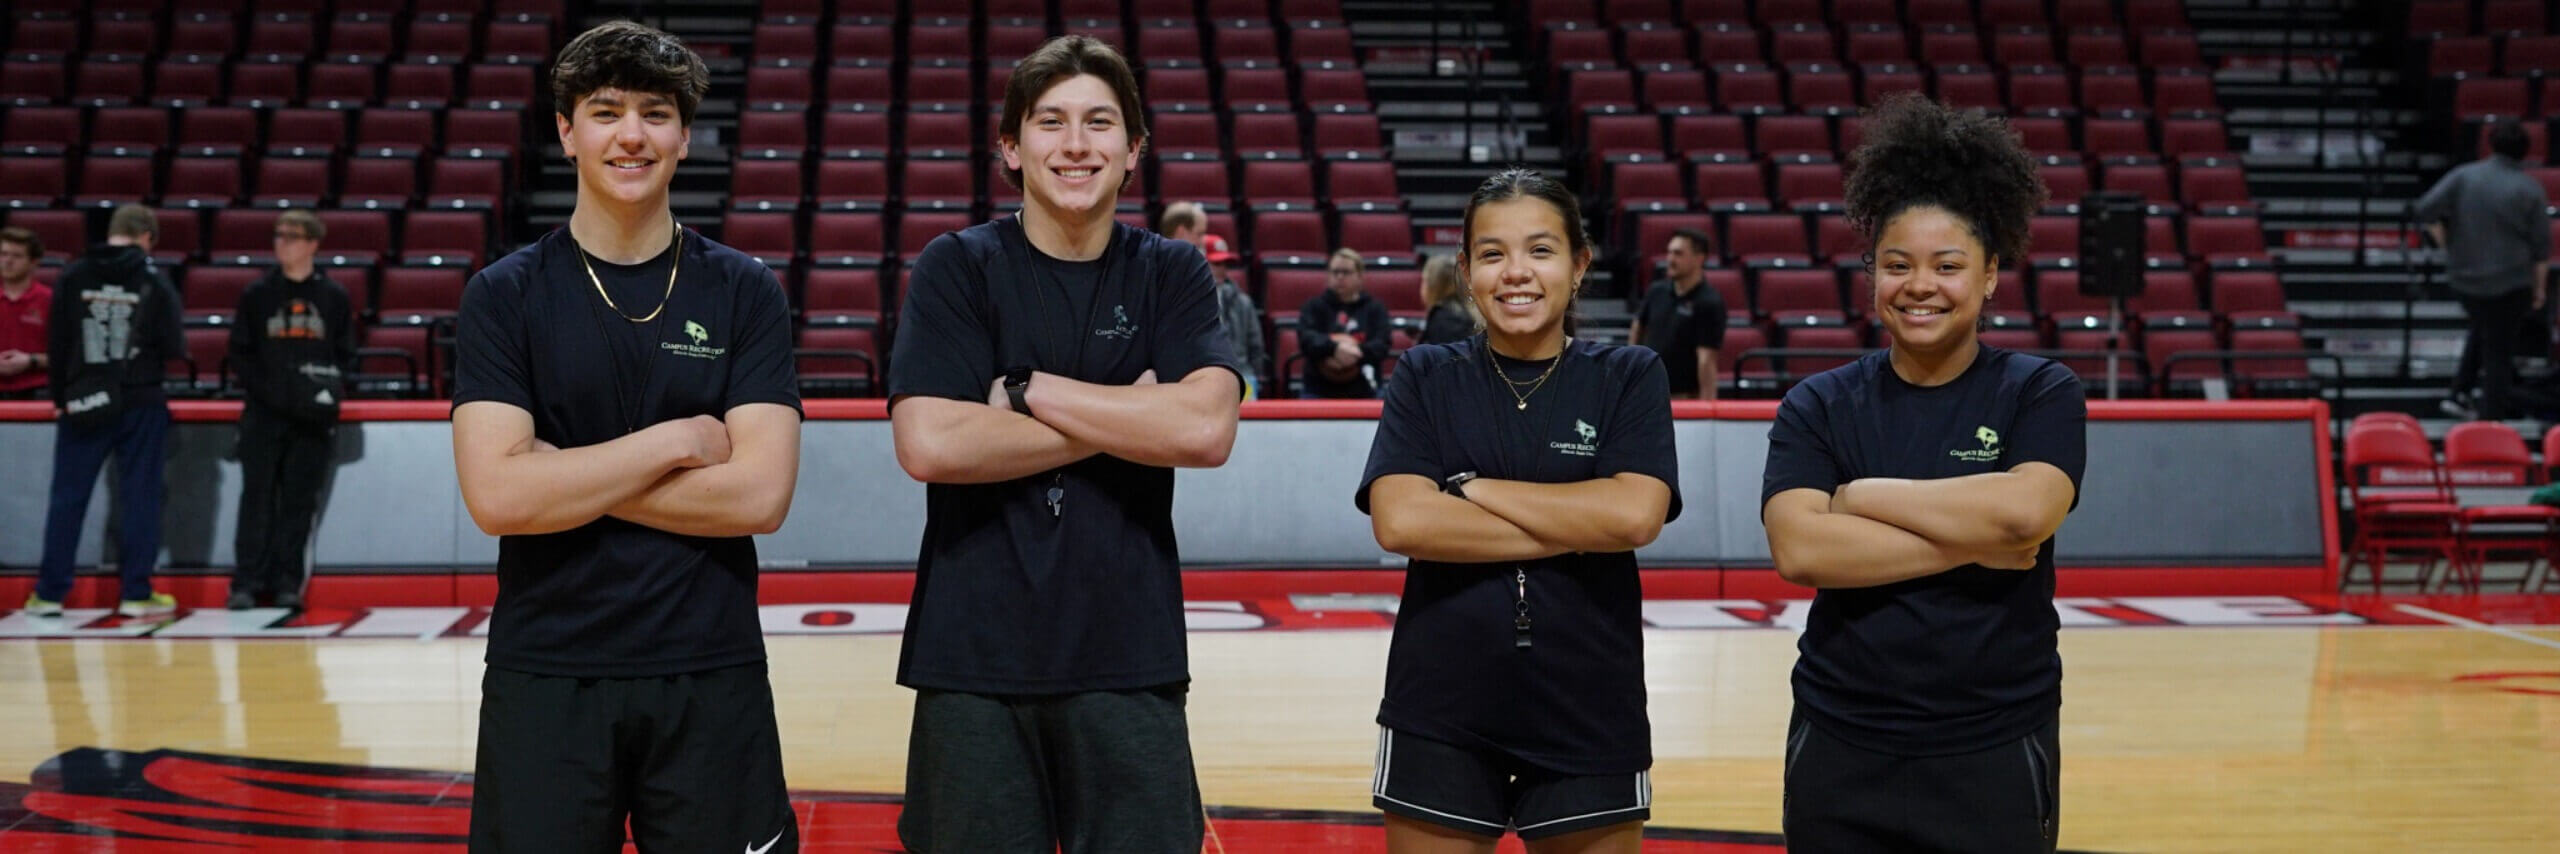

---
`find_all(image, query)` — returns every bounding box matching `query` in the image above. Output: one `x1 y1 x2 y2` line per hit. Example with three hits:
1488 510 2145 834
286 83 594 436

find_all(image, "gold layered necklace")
1485 336 1569 411
579 219 682 322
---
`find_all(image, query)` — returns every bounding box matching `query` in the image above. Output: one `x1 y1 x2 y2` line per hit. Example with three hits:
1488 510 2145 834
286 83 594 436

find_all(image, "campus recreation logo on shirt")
1551 419 1599 457
662 318 725 360
1096 304 1137 339
1951 425 2002 463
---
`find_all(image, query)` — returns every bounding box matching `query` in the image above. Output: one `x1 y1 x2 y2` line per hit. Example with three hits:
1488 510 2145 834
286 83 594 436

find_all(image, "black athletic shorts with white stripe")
1370 727 1651 840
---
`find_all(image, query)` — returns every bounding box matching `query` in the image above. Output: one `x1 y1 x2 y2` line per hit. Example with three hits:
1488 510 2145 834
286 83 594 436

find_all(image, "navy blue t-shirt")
1761 346 2086 755
886 216 1244 694
1356 337 1683 775
450 226 803 678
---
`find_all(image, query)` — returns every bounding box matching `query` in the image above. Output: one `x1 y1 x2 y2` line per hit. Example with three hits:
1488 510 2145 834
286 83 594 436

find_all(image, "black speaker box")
2077 191 2146 299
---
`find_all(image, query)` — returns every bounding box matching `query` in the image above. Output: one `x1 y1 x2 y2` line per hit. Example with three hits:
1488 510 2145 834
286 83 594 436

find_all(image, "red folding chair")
2340 425 2463 592
2443 421 2560 592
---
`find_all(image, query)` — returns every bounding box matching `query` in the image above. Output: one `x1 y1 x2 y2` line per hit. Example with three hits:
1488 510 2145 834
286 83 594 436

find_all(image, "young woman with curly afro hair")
1758 93 2090 853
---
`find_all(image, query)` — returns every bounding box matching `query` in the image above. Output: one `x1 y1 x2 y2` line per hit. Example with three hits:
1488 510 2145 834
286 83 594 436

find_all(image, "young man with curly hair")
449 21 801 852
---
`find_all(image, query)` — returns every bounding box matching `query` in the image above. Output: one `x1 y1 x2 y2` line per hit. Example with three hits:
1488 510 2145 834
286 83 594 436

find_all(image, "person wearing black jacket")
28 204 185 618
226 209 358 611
1297 248 1394 398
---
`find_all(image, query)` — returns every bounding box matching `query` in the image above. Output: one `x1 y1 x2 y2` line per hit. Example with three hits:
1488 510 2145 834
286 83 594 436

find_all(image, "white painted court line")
2392 604 2560 653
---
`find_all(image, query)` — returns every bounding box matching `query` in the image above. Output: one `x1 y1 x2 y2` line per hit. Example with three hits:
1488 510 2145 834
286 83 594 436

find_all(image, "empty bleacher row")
1523 0 2337 397
2422 1 2560 177
0 0 2358 401
0 1 1432 400
0 2 564 396
718 0 1434 396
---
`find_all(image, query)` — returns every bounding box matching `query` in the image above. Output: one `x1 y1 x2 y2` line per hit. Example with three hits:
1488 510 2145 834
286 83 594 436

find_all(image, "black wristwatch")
1002 366 1034 415
1442 471 1480 497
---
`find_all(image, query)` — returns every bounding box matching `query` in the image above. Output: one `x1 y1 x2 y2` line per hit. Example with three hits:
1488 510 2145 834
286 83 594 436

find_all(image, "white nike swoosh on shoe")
746 827 786 854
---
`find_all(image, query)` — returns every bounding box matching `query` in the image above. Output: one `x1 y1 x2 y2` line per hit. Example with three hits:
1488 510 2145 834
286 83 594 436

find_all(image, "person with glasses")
1297 247 1392 398
225 208 357 611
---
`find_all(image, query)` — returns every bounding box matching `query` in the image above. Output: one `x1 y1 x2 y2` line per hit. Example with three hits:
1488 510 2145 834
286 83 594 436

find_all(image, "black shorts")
1782 709 2061 854
468 662 797 854
1369 727 1652 841
899 685 1204 854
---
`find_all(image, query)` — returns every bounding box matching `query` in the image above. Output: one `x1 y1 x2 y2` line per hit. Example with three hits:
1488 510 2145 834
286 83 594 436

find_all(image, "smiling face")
1000 74 1141 222
555 87 691 212
1464 197 1589 350
1870 205 1995 359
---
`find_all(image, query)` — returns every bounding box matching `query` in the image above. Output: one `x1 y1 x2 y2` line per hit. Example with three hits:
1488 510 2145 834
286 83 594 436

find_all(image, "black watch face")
1004 367 1032 387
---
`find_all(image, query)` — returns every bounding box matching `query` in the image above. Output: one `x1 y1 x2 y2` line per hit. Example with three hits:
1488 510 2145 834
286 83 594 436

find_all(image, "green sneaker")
22 593 62 618
116 592 178 617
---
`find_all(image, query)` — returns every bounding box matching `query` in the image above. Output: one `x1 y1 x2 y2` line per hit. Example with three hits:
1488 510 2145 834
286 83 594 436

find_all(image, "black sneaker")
2441 397 2477 420
226 591 255 611
274 591 303 611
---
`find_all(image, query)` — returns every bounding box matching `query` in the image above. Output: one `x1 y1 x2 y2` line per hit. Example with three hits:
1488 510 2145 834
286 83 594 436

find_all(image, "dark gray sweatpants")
899 685 1205 854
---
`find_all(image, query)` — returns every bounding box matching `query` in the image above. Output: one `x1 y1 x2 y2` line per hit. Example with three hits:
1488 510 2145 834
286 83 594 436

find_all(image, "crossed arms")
889 366 1242 484
453 401 802 538
1761 463 2076 589
1369 472 1674 564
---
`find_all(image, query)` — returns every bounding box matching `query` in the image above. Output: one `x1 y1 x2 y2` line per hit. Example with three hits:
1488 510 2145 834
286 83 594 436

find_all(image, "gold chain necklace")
1485 337 1568 411
578 220 681 323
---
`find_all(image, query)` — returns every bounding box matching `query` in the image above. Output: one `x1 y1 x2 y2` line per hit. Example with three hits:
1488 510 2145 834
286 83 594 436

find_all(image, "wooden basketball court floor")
0 580 2555 851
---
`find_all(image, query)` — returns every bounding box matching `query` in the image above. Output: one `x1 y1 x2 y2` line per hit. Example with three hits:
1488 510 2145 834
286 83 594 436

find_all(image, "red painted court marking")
2451 672 2560 696
0 749 1797 852
4 588 2555 640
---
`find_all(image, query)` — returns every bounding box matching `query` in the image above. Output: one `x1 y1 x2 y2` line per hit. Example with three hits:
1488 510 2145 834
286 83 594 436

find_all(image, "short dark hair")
0 226 42 260
1460 168 1594 264
1844 92 2044 269
2489 121 2532 160
106 204 157 241
277 209 325 242
998 35 1149 191
551 21 711 126
1669 227 1712 256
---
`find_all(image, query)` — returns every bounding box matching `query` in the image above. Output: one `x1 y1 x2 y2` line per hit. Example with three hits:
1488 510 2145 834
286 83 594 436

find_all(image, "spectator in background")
2417 120 2552 421
1628 228 1726 401
1298 248 1392 398
1202 234 1269 398
30 204 185 618
0 227 49 400
1415 253 1476 346
1158 200 1209 251
1159 203 1269 397
227 209 358 611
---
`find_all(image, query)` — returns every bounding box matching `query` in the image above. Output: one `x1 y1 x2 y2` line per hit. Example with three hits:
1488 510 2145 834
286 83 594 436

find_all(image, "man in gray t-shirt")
2415 122 2552 420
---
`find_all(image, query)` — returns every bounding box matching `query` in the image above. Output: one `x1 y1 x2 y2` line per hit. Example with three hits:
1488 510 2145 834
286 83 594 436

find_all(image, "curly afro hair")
1844 92 2046 267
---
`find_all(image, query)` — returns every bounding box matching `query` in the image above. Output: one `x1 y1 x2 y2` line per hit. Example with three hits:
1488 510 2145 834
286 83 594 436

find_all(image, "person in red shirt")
0 226 49 399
